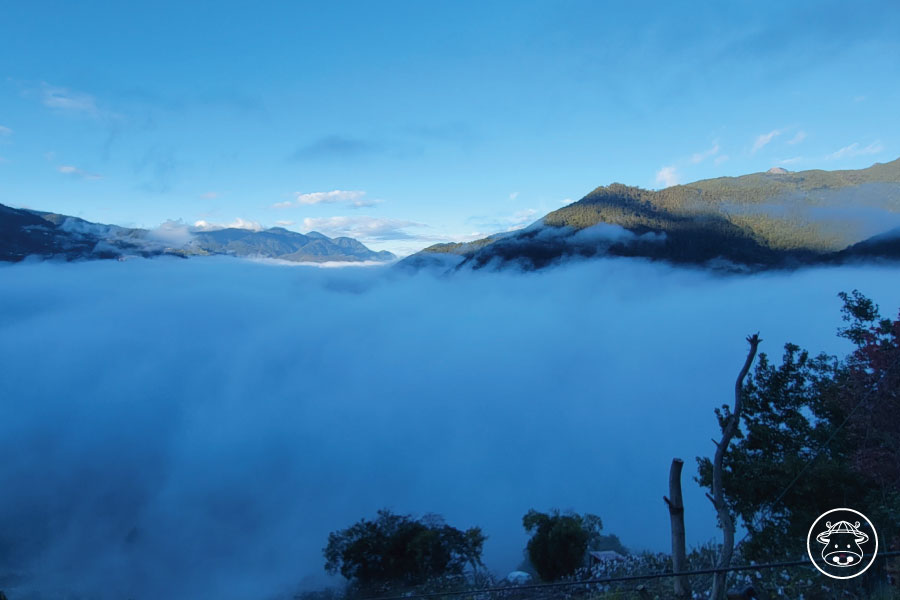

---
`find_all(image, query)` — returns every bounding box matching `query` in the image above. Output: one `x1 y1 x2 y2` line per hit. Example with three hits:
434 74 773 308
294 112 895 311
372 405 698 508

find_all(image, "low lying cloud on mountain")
148 220 194 246
568 222 665 245
2 257 899 599
499 222 666 253
192 218 264 232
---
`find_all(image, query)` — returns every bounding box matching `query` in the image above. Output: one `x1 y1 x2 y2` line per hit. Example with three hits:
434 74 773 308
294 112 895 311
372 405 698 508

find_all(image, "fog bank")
1 257 898 600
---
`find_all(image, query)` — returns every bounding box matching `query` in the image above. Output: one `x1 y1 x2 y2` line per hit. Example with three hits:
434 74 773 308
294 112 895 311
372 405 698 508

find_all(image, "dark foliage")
697 291 900 562
323 510 485 590
522 510 603 581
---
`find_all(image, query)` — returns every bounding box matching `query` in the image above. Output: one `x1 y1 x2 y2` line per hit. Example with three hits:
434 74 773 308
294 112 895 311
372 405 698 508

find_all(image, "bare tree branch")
710 334 761 600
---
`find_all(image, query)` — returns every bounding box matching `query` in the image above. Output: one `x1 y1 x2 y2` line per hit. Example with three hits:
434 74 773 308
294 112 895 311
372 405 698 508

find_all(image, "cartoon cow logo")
817 520 868 566
807 508 878 579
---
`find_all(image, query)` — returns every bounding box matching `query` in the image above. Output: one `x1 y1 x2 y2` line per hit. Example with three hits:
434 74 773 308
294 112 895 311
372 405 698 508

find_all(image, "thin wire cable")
351 551 900 600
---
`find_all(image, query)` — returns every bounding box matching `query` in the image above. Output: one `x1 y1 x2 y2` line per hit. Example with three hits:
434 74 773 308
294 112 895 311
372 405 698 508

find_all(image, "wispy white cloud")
275 220 295 227
297 190 368 206
752 129 781 153
58 165 102 180
0 125 12 136
690 140 720 164
505 209 538 231
780 156 803 165
466 208 539 233
655 165 679 188
509 191 519 200
714 154 729 165
193 218 263 232
826 141 884 160
274 190 376 209
200 192 219 199
301 216 425 240
40 83 100 116
787 131 807 145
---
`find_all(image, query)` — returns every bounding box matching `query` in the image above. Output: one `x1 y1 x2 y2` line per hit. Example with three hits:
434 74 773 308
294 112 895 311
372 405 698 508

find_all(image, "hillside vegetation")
410 158 900 270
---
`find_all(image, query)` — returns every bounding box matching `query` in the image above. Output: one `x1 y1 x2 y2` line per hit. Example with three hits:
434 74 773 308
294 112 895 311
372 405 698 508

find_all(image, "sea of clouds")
1 256 898 600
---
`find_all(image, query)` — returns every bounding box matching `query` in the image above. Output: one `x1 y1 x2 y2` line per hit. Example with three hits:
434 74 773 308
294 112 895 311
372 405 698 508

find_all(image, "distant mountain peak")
0 204 396 264
767 167 790 174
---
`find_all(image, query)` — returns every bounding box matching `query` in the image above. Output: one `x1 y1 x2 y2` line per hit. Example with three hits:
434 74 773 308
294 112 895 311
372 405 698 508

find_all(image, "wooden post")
664 458 691 600
709 334 761 600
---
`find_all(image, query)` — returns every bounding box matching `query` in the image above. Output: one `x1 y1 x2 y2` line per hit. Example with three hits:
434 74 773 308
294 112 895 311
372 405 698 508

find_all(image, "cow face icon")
816 520 867 567
807 508 878 580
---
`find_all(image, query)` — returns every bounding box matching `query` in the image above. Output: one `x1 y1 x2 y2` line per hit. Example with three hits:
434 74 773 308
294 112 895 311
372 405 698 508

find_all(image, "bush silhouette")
324 510 485 589
522 509 602 581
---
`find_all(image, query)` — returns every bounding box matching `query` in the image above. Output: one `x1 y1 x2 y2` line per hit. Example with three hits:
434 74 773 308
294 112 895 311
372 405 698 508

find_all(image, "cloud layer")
0 258 898 600
274 190 376 209
301 216 424 240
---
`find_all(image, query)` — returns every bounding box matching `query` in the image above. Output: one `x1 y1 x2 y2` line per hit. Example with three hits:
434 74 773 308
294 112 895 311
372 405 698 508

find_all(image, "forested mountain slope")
406 159 900 271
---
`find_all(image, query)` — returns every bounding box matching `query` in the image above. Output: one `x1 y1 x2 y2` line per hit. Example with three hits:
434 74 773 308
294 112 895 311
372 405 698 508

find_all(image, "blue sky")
1 1 898 255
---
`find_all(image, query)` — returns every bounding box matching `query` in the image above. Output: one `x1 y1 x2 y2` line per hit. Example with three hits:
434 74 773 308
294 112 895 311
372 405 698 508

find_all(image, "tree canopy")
522 509 604 581
697 290 900 561
323 510 485 590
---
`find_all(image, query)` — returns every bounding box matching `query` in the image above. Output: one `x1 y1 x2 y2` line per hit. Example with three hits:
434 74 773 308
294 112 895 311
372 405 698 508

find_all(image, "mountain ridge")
405 158 900 271
0 204 395 264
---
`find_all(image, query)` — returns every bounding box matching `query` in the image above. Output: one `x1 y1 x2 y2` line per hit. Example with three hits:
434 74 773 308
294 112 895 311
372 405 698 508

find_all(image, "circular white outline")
806 507 878 579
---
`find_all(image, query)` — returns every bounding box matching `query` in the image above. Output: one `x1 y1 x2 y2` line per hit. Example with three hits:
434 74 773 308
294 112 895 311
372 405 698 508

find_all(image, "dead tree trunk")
664 458 691 600
709 334 761 600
